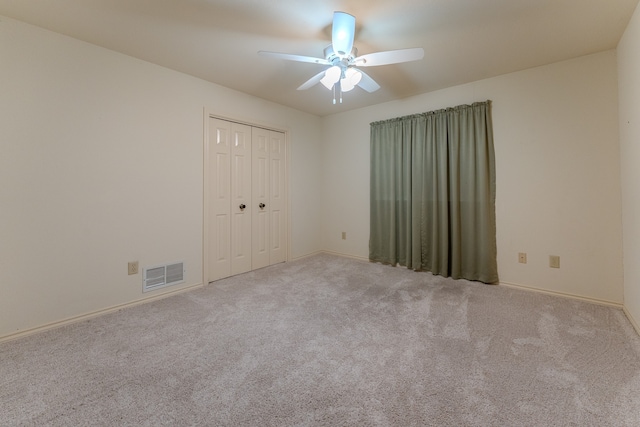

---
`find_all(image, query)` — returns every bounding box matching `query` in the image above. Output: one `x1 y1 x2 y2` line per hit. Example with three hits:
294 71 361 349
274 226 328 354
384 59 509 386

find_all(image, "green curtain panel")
369 101 498 283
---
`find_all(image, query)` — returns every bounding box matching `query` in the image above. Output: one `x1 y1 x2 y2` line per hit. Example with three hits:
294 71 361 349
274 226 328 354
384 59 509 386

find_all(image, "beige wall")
321 51 623 304
618 3 640 329
0 16 323 339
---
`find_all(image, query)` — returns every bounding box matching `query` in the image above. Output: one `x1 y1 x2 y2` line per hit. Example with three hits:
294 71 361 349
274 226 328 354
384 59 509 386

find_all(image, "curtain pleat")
369 101 498 284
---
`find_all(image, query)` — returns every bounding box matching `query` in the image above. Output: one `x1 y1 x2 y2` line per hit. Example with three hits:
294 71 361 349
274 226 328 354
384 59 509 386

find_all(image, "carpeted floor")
2 253 640 426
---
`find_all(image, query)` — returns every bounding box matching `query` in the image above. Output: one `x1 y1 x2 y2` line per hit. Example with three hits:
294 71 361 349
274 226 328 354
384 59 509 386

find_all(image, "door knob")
259 203 266 209
239 204 246 211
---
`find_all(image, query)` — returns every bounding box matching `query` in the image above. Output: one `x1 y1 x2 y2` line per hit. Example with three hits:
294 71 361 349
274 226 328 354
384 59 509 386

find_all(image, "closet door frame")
202 110 291 284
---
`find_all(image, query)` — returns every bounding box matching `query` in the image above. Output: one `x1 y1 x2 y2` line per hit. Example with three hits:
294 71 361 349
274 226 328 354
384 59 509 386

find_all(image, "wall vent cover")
143 261 185 292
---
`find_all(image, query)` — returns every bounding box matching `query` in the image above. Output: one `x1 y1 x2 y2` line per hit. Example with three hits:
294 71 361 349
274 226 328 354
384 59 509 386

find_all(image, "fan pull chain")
332 85 336 105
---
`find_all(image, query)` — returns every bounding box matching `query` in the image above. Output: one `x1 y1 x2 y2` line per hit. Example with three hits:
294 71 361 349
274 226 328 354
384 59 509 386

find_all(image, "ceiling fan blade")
354 48 424 67
297 70 326 90
356 70 380 93
258 51 330 65
332 11 355 57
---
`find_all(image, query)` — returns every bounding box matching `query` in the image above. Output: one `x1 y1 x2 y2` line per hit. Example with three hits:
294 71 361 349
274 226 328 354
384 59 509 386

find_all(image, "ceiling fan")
258 11 424 104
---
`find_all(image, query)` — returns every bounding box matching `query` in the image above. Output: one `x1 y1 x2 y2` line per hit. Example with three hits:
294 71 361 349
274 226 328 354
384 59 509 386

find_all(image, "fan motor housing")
324 45 357 64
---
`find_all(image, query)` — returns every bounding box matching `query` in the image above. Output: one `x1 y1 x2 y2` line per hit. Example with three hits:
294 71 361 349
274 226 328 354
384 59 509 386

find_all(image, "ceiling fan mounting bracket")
323 45 357 66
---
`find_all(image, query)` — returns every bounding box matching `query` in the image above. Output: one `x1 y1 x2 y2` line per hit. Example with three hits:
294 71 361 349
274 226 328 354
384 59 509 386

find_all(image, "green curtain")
369 101 498 283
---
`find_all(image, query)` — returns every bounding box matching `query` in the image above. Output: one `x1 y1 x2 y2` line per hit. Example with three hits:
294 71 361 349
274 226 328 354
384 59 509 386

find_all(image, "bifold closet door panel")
252 127 270 270
230 122 253 276
208 118 232 282
269 131 286 265
209 118 252 281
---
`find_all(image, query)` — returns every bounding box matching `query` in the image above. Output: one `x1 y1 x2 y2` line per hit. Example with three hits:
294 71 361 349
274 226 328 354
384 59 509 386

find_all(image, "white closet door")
208 117 286 282
251 127 270 270
269 131 286 264
208 118 232 281
230 122 252 276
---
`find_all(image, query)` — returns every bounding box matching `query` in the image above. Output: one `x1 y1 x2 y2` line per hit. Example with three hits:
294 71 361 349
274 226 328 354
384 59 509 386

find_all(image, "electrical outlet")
342 232 346 240
518 252 527 264
549 255 560 269
128 261 139 275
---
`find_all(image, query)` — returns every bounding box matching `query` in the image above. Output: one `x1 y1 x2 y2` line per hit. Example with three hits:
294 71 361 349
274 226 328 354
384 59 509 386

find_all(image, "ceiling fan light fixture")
320 79 334 90
321 65 341 89
340 68 361 92
347 68 362 85
341 79 355 92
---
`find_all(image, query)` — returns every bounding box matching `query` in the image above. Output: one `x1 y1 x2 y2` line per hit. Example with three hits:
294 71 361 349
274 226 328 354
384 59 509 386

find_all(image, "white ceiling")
1 0 638 116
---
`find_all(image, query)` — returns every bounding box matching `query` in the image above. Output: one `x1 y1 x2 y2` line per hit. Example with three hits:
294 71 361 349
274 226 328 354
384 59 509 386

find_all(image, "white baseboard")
313 252 628 309
319 250 370 262
623 306 640 336
5 255 638 342
3 251 355 343
499 281 623 308
290 250 325 262
0 282 205 344
291 250 370 263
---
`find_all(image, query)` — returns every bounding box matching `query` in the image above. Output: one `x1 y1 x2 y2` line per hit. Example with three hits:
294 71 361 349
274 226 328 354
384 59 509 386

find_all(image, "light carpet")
2 253 640 426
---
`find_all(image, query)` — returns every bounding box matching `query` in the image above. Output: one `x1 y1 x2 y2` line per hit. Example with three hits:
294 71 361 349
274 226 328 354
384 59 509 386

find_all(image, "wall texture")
321 51 623 304
0 16 323 339
618 2 640 329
